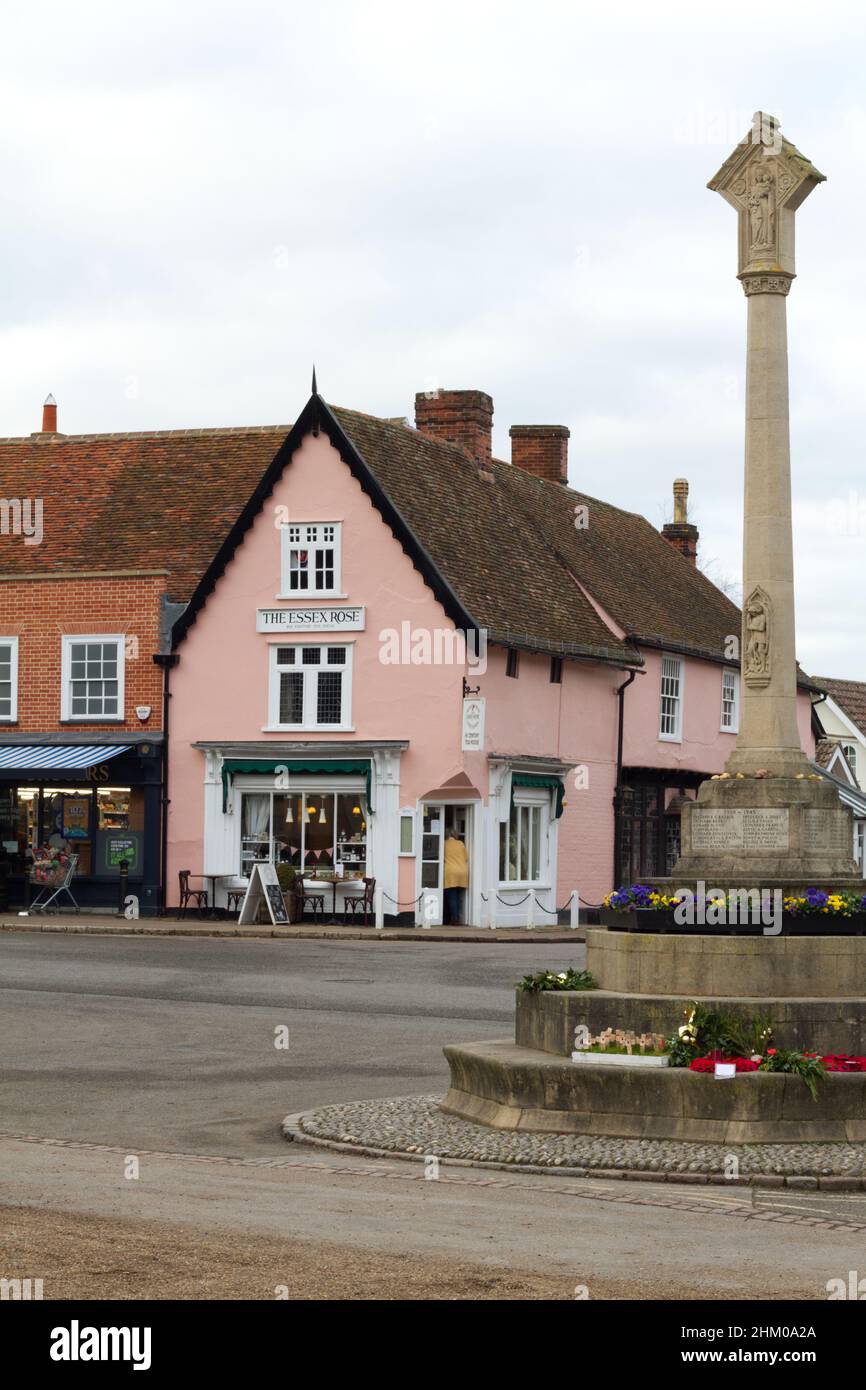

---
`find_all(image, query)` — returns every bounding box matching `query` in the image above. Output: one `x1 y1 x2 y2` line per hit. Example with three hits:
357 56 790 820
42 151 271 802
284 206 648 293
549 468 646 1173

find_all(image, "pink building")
163 384 819 924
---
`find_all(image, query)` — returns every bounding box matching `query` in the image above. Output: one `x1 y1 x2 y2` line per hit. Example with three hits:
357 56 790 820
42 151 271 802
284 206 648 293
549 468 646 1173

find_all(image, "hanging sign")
256 606 365 633
461 697 485 752
237 862 290 926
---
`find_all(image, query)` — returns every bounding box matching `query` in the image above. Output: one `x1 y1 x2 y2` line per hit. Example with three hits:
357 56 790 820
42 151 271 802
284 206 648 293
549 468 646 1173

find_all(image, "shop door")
419 804 444 925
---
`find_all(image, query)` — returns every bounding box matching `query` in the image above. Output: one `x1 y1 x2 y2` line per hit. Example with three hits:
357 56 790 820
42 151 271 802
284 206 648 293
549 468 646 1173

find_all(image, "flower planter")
599 907 866 936
570 1049 669 1068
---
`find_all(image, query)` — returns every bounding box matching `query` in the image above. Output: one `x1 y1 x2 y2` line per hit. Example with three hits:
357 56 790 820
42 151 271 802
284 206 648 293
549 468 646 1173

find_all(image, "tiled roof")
0 426 287 600
814 677 866 736
330 406 741 664
0 396 750 670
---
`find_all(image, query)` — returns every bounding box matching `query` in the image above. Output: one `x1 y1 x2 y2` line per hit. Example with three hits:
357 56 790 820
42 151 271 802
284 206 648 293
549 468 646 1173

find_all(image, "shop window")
240 790 367 877
61 635 125 721
280 522 342 596
498 799 546 884
268 645 351 729
0 638 19 720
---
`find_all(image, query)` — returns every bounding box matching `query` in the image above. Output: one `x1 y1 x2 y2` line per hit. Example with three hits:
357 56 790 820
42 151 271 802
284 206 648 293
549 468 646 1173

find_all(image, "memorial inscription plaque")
802 810 851 855
691 807 790 853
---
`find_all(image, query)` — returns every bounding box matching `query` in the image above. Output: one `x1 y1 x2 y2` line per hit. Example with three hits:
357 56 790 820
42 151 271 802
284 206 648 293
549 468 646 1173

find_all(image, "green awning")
221 758 372 813
511 772 565 819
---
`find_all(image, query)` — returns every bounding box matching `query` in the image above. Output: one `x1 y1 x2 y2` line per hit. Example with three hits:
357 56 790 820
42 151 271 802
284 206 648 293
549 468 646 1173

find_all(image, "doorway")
418 803 472 926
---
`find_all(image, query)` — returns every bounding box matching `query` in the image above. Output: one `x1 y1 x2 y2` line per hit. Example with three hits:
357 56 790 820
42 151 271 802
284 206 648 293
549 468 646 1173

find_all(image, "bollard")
526 889 535 930
374 886 384 930
117 860 130 916
569 889 580 931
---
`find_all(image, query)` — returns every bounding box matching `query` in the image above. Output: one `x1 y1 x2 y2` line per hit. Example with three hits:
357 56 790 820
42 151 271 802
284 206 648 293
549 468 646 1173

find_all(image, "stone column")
708 114 825 776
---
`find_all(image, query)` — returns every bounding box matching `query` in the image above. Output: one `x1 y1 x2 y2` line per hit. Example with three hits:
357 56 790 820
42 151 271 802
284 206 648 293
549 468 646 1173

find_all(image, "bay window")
240 789 367 877
499 798 547 884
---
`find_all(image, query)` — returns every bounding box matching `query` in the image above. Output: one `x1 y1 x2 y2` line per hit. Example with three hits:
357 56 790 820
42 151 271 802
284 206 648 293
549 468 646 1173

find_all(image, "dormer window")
280 523 342 597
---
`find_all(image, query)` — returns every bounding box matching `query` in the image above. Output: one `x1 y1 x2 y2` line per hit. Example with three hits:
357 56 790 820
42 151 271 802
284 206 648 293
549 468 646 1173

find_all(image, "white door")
419 804 444 925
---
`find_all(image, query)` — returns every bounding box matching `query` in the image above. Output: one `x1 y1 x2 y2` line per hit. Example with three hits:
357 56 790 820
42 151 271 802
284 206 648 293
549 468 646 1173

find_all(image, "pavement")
0 911 585 942
1 931 864 1300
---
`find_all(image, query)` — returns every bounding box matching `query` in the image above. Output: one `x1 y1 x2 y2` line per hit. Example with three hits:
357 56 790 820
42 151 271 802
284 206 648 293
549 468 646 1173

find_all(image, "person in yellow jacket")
443 830 469 924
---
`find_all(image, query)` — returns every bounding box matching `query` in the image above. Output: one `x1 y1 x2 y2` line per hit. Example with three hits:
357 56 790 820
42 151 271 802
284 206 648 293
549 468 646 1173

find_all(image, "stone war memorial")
443 116 866 1154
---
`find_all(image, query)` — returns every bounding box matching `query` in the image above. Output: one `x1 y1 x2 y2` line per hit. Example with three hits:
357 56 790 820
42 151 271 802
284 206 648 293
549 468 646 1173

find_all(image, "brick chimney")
661 478 699 564
414 389 493 466
41 393 58 433
509 425 570 485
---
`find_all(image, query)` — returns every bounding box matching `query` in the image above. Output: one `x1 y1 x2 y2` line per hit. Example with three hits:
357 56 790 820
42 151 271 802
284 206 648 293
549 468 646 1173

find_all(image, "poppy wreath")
689 1056 760 1073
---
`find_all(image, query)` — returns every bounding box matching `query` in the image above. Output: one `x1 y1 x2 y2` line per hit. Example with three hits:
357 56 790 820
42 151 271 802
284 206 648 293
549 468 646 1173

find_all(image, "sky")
1 0 864 677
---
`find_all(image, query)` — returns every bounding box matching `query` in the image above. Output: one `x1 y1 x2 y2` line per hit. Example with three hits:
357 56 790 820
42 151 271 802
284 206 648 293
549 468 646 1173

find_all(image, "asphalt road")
2 932 865 1300
0 933 572 1154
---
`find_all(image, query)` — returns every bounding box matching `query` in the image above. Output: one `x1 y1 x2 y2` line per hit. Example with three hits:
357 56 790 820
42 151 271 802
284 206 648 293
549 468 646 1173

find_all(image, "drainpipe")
153 653 178 916
612 669 637 889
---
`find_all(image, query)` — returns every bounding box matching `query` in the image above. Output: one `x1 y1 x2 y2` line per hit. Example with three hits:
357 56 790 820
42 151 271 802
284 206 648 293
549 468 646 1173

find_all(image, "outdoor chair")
178 870 209 918
226 888 245 914
344 876 375 925
296 873 326 920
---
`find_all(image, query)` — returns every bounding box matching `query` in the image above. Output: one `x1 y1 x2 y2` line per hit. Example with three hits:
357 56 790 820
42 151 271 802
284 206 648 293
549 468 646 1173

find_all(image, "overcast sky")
2 1 864 677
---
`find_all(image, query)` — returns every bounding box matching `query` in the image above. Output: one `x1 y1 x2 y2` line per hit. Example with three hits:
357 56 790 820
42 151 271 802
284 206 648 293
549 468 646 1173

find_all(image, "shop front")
0 739 163 913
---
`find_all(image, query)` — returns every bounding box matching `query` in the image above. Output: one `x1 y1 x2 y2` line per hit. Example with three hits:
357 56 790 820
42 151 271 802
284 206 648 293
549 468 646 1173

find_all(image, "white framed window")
498 793 549 885
855 821 865 875
0 637 19 721
399 809 415 856
61 635 125 720
659 654 684 742
280 522 342 597
721 667 740 732
266 643 352 730
842 742 859 782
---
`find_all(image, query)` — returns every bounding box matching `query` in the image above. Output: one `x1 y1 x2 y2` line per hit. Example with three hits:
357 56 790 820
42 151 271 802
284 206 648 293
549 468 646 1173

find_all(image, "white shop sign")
257 606 365 633
461 697 485 752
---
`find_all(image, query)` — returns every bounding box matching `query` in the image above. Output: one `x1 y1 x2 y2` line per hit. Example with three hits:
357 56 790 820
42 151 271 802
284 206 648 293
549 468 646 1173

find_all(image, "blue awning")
0 745 132 771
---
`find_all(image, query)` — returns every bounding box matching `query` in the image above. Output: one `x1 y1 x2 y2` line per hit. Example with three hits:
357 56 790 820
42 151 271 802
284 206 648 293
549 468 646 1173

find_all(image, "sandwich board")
237 862 290 926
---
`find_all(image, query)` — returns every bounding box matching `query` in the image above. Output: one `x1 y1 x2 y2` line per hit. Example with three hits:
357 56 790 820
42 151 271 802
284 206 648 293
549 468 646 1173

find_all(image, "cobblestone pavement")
292 1094 866 1187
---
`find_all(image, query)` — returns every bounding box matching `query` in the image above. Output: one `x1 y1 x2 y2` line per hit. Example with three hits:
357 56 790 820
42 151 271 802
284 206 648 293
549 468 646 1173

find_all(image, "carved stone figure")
744 589 771 679
748 164 775 250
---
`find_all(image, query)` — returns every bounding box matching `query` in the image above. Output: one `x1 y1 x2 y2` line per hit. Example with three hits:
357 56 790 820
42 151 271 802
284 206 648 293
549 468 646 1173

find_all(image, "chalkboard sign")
237 863 290 926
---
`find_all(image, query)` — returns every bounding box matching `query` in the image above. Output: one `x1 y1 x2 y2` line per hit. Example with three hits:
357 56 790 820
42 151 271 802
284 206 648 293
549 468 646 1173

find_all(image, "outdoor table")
302 876 365 925
205 872 238 919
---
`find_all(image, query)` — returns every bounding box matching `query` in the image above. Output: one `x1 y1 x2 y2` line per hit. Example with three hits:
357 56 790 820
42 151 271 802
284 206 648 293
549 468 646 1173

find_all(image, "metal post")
374 886 384 930
526 889 535 930
117 860 129 917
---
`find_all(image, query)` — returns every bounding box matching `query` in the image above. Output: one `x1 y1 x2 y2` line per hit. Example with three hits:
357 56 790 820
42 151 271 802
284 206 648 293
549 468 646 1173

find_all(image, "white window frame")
498 789 550 887
0 637 19 722
399 808 416 856
659 654 684 743
720 667 740 733
841 742 859 782
61 634 125 722
265 641 353 731
279 522 343 599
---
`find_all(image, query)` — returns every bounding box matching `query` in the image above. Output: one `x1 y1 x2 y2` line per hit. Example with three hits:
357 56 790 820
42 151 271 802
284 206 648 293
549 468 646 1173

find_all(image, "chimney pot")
414 389 493 466
662 477 699 564
42 393 58 433
509 425 569 485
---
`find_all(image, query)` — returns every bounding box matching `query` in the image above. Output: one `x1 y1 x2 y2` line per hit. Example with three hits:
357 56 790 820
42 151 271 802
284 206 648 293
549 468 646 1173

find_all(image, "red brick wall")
509 426 570 485
414 389 493 465
0 575 165 733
